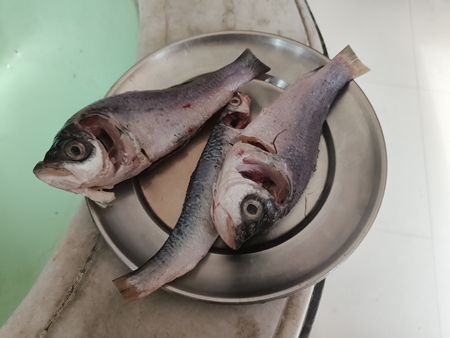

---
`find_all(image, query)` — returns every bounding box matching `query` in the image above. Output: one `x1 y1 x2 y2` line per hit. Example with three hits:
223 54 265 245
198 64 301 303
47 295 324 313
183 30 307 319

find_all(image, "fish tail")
335 45 370 78
112 273 147 303
235 49 271 76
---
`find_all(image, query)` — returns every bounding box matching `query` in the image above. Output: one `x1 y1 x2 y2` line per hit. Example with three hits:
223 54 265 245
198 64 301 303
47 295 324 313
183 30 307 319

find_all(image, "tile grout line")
371 226 433 241
407 1 442 337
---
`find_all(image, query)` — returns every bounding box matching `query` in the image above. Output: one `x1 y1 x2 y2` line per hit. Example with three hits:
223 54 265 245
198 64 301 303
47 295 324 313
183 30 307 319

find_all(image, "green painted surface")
0 0 138 326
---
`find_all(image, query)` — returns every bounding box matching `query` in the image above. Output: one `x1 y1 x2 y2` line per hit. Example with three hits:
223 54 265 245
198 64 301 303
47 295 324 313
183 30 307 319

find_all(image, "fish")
33 49 269 207
112 92 252 302
211 46 369 250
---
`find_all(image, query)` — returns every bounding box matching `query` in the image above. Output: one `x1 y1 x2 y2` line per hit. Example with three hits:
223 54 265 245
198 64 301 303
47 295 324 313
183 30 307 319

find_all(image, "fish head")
33 122 117 205
220 91 252 129
213 180 278 250
212 143 291 249
33 113 150 206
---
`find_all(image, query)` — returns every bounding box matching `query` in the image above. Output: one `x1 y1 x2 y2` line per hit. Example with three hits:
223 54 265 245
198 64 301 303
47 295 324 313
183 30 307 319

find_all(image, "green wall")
0 0 138 326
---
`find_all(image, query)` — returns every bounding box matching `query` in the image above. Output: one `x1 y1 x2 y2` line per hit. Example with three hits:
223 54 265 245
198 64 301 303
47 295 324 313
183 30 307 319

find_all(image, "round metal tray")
87 31 387 304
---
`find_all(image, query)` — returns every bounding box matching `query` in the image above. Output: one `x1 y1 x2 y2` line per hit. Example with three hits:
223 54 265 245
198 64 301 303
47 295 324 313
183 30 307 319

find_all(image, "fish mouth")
79 116 124 170
226 214 243 250
212 204 245 250
222 92 252 129
33 161 48 175
33 161 82 192
33 161 71 177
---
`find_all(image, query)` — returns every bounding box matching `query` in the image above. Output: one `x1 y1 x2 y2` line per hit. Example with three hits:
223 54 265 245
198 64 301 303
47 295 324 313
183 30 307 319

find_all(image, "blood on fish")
183 104 191 109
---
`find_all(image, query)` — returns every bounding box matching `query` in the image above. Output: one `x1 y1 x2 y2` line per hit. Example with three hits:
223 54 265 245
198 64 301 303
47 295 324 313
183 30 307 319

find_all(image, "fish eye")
229 96 241 107
64 140 88 161
241 197 264 220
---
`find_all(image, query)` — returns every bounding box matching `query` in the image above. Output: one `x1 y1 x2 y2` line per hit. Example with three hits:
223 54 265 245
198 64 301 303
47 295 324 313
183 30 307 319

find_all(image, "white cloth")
137 0 322 60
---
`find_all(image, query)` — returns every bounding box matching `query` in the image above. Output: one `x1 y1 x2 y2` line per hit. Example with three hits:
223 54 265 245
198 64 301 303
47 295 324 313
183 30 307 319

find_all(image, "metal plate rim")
87 31 387 304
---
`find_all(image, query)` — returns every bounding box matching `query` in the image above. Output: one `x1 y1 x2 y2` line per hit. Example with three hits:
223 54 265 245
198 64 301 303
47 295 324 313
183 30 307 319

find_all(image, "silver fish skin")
212 46 370 250
33 49 269 207
113 92 251 302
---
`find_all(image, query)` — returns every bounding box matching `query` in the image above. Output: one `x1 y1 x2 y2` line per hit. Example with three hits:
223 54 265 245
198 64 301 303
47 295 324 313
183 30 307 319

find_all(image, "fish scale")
113 93 252 302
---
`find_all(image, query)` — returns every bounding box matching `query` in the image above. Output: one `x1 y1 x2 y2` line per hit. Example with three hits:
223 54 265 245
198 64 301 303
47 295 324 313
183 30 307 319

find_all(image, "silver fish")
113 92 251 302
33 49 269 206
212 46 369 249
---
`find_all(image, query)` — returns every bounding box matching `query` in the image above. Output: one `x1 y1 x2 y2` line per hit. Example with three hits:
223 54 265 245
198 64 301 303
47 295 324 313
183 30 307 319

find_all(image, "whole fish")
113 92 252 302
33 49 269 206
212 46 369 249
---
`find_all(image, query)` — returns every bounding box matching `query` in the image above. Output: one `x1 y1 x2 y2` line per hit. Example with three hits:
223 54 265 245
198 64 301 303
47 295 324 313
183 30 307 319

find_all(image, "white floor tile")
418 88 450 338
358 82 431 238
307 1 449 336
309 0 417 88
310 230 440 338
410 0 450 92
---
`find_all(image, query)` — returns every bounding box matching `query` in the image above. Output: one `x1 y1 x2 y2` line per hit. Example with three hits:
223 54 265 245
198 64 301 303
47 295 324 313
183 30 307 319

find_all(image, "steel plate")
87 31 387 304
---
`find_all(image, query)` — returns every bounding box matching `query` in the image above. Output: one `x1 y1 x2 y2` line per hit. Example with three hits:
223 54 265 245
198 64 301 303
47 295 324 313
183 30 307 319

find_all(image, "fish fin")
335 45 370 78
235 49 271 75
84 188 115 207
112 273 145 303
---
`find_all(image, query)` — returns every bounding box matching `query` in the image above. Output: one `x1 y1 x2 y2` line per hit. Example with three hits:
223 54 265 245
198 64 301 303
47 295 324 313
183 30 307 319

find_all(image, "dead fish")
212 46 369 249
33 49 269 207
113 92 252 302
